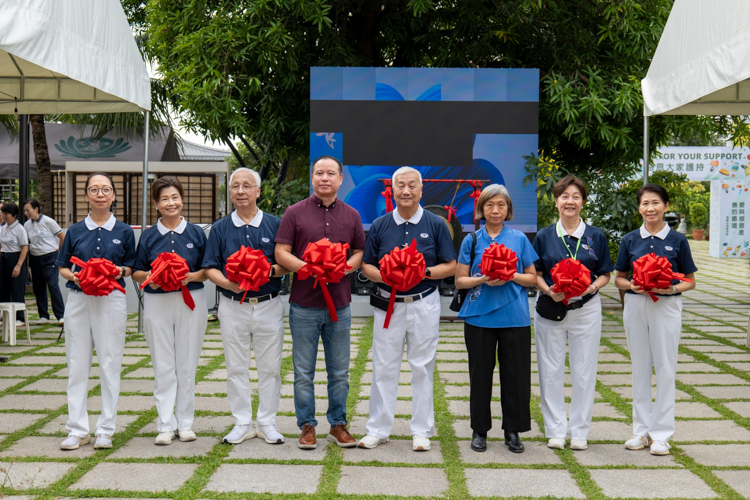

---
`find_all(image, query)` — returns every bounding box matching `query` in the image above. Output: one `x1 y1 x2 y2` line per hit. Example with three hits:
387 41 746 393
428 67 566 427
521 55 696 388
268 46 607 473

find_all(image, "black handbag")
449 232 477 312
535 292 568 321
369 291 390 311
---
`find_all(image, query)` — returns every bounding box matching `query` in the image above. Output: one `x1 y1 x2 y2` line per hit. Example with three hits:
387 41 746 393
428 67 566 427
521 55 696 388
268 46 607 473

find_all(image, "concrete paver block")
226 437 330 461
86 395 154 412
0 394 67 411
139 415 234 435
108 437 216 458
575 444 682 466
681 444 750 466
589 469 717 498
21 378 97 393
206 464 321 494
71 463 198 492
38 414 139 436
674 420 750 441
343 439 442 464
452 418 543 439
0 436 97 458
674 402 723 418
465 468 584 498
338 466 448 497
0 461 76 489
459 440 561 464
713 470 750 498
694 386 750 399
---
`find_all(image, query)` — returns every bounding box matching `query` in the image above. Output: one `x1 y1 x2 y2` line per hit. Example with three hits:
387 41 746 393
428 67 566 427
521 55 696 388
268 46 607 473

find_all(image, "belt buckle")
248 297 259 304
404 296 414 303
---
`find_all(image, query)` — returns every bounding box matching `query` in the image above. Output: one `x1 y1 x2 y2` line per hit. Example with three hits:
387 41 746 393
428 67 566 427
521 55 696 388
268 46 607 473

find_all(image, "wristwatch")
425 268 432 279
269 266 276 278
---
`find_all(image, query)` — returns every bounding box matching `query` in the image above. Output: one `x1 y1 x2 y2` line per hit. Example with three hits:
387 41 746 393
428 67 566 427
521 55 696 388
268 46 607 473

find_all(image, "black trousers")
29 251 65 320
464 322 531 434
0 252 27 321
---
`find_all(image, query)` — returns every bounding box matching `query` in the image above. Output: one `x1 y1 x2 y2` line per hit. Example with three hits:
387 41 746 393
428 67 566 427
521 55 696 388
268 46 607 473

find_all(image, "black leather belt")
384 287 438 303
222 291 279 304
566 292 596 310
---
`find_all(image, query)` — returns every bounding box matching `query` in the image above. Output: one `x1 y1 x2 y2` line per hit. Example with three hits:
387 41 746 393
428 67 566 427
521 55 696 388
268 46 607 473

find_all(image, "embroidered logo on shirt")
186 243 194 249
665 245 673 251
581 244 589 250
262 237 270 243
420 233 429 238
112 239 121 244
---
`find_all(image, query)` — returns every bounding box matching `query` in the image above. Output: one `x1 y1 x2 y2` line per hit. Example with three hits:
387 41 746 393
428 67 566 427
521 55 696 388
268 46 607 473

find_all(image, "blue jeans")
289 302 351 429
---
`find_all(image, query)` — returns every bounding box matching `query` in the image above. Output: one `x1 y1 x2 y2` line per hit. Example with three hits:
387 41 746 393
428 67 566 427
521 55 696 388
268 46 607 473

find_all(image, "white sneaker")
650 440 671 456
624 435 652 450
222 424 256 444
60 434 91 450
547 438 565 449
94 434 113 449
358 435 388 449
15 320 25 328
257 424 285 444
37 317 50 324
154 431 175 445
412 435 431 451
59 318 65 326
177 429 197 442
570 439 588 450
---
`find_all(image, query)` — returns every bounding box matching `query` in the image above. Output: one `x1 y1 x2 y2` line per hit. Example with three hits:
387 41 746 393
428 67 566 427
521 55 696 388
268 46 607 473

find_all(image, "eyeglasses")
230 185 258 192
87 187 113 196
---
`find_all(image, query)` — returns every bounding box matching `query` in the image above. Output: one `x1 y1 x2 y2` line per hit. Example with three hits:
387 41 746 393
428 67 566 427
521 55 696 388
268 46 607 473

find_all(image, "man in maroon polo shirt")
275 155 365 450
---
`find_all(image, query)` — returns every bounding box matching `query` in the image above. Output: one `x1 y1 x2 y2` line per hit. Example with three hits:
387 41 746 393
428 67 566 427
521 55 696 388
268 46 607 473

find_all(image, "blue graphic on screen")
310 67 539 232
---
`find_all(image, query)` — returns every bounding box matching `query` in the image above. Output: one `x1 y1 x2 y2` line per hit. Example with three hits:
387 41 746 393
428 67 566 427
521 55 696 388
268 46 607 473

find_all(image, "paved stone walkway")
0 241 748 499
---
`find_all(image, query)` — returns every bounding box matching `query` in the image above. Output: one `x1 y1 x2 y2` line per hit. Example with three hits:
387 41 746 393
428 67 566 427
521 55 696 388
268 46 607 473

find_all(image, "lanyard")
557 223 581 261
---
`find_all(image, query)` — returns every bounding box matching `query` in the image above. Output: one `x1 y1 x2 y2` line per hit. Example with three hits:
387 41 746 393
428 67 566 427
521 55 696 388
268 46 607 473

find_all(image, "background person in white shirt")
0 202 30 326
23 199 65 325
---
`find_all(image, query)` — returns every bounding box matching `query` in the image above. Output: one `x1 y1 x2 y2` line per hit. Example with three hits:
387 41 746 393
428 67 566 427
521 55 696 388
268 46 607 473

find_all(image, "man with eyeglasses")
203 167 288 446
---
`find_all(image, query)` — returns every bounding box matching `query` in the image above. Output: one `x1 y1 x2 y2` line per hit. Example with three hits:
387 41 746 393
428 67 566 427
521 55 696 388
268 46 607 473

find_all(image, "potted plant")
689 202 708 241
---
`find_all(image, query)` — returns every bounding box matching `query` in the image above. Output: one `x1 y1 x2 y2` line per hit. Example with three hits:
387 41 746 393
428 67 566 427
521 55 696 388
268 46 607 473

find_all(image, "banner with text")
709 179 750 258
653 147 750 181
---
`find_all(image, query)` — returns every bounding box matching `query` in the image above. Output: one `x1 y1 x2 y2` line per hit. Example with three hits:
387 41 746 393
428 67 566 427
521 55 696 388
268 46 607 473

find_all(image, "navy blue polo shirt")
615 224 698 295
56 214 136 292
202 209 281 299
534 220 614 291
363 206 457 295
135 218 208 294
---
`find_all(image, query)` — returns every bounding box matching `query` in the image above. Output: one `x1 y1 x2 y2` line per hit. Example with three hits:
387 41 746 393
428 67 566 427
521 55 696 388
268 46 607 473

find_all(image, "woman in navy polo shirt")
614 183 697 456
533 175 613 452
455 184 538 454
133 177 208 446
0 202 29 326
56 172 136 451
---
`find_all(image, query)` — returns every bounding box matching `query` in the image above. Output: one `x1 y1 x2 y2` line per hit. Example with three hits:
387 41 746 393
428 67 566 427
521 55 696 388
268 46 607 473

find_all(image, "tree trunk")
30 115 53 215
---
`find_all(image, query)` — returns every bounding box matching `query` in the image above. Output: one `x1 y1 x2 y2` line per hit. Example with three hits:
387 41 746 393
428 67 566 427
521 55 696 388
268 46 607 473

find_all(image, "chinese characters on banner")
652 147 750 181
709 179 750 259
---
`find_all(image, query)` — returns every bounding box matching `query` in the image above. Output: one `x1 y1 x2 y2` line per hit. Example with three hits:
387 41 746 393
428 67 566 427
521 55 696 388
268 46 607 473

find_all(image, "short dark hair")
23 198 41 213
637 183 669 205
311 155 342 175
553 175 588 203
1 202 19 218
151 176 184 203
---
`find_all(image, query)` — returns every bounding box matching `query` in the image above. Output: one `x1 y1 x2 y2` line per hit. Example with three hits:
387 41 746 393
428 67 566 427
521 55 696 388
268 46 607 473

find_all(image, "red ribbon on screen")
139 252 195 310
224 246 272 304
296 239 351 321
70 256 126 296
479 243 518 282
444 205 457 222
469 181 483 222
378 239 427 329
550 258 592 306
381 180 394 213
632 252 692 302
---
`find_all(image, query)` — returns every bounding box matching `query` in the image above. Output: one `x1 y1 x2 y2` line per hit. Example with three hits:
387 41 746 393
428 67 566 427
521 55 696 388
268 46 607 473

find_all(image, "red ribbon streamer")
443 205 457 222
296 238 351 321
70 256 126 297
224 246 272 303
139 252 195 310
378 239 426 329
479 243 518 282
632 252 692 302
381 180 394 213
550 258 592 306
469 181 483 222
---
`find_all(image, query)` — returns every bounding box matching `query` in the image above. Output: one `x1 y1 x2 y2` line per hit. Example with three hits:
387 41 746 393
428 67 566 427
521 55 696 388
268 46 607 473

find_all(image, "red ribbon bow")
632 252 692 302
479 243 518 282
378 239 426 329
550 258 592 306
381 180 394 213
139 252 195 310
444 205 457 222
70 256 126 297
224 246 272 303
296 238 351 322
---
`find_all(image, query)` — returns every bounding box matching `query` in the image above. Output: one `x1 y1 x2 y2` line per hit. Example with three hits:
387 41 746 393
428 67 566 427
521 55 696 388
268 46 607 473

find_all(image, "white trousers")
218 294 284 426
64 289 127 438
143 289 207 432
535 294 602 440
623 293 682 442
367 290 440 438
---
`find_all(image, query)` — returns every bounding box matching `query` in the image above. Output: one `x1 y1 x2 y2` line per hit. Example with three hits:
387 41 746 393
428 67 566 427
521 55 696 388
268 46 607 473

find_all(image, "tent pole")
643 112 650 185
137 111 150 335
18 115 29 221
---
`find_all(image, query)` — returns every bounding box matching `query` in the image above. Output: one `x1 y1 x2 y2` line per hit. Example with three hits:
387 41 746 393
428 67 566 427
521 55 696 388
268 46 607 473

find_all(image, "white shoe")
412 435 430 451
222 424 256 444
650 440 671 456
37 317 50 324
59 318 65 326
15 320 25 328
177 429 197 442
61 434 90 450
570 439 588 450
625 435 652 450
358 435 388 449
154 431 175 445
94 434 113 449
547 438 565 449
257 424 285 444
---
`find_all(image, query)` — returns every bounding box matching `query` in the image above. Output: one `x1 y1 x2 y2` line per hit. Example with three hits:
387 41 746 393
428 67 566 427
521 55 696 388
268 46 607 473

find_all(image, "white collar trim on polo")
84 213 116 231
639 223 670 240
157 217 187 235
393 206 424 225
556 218 586 239
232 209 263 228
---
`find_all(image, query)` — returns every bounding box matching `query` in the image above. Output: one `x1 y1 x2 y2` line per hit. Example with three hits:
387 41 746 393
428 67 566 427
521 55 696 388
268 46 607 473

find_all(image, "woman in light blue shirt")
455 184 538 454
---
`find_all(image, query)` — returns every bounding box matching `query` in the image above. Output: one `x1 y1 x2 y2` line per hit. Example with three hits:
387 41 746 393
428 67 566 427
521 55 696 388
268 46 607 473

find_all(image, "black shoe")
504 431 524 453
471 431 487 452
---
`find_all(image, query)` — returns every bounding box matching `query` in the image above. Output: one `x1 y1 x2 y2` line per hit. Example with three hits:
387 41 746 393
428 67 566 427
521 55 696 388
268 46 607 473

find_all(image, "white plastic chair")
0 302 32 346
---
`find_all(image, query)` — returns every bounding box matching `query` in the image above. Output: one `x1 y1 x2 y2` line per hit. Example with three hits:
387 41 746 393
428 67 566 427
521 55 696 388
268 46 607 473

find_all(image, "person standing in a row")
0 202 29 327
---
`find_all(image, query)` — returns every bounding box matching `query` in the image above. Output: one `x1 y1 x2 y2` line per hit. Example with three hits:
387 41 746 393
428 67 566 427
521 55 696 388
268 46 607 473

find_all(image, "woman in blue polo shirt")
455 184 538 454
614 183 697 456
0 202 29 326
533 175 613 452
56 172 136 451
133 176 208 446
